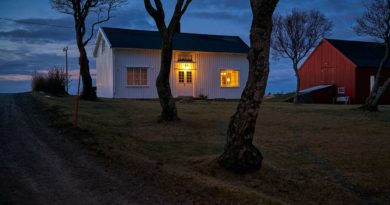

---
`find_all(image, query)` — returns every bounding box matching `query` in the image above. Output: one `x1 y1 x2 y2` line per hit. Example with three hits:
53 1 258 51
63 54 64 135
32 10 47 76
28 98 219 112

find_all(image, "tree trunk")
219 0 278 173
293 62 300 104
74 18 96 101
78 47 96 100
156 40 179 122
370 78 390 109
360 41 390 111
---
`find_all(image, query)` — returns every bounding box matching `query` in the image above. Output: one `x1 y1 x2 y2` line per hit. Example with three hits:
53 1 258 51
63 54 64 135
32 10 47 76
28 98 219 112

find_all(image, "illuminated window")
220 69 239 87
127 67 147 86
178 63 193 70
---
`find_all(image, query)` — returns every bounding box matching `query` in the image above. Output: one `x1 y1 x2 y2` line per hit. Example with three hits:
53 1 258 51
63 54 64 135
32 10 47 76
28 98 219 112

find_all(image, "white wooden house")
93 27 249 99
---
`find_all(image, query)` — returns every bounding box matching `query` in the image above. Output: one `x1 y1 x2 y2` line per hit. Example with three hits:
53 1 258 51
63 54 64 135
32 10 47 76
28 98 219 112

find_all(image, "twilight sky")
0 0 371 94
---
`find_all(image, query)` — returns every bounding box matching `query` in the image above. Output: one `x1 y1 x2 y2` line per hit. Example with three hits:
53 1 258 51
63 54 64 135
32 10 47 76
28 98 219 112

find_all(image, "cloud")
187 10 250 23
0 74 32 81
0 17 75 44
191 0 250 10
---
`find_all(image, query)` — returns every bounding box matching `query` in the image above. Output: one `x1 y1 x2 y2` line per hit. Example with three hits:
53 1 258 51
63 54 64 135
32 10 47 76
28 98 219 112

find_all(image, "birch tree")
219 0 279 173
144 0 192 122
272 9 332 103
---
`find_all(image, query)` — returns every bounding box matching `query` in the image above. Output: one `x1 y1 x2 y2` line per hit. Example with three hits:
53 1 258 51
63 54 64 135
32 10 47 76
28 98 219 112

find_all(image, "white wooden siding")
169 51 247 99
96 39 114 98
113 49 160 99
192 52 247 99
98 48 248 99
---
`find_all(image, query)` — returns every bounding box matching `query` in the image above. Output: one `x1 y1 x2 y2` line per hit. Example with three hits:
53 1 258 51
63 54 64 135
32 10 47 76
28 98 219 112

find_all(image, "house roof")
326 38 390 68
99 27 249 54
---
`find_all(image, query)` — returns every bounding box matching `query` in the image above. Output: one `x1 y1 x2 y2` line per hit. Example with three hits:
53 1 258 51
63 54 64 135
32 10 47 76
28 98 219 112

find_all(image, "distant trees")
144 0 192 122
355 0 390 111
51 0 126 100
272 9 332 103
32 67 68 96
218 0 278 173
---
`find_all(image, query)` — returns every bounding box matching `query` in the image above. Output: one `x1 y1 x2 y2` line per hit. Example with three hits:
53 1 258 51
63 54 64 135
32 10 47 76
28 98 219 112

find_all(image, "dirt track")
0 94 177 205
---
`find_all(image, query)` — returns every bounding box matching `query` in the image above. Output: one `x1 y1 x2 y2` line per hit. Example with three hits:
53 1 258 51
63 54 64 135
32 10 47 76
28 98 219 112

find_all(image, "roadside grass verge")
31 92 390 204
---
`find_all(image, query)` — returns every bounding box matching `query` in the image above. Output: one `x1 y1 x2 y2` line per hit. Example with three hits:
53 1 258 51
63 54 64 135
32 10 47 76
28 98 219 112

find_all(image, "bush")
32 68 67 95
31 75 46 92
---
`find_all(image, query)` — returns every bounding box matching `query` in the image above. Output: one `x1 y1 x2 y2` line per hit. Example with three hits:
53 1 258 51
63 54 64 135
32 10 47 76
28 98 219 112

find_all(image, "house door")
177 70 194 96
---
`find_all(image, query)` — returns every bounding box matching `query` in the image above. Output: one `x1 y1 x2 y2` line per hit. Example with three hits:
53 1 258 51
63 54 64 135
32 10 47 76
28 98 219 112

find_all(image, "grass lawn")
32 93 390 204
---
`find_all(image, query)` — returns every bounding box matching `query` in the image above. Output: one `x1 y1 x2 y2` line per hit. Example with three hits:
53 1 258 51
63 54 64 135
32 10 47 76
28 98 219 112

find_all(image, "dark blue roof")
326 38 390 68
101 27 249 54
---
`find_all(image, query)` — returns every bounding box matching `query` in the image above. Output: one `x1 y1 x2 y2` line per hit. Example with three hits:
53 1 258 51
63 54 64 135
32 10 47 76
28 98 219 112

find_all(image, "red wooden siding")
298 40 357 102
355 68 390 104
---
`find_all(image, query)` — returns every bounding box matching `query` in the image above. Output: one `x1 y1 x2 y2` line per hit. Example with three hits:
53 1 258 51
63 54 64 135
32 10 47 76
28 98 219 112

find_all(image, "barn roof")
99 27 249 54
326 39 390 68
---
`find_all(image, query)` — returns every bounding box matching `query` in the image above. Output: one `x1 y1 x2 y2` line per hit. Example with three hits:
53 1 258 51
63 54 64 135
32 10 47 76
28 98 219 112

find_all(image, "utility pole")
63 46 69 93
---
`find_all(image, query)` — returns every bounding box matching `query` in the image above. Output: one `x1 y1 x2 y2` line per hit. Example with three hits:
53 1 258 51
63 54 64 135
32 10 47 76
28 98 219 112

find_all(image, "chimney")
175 22 181 33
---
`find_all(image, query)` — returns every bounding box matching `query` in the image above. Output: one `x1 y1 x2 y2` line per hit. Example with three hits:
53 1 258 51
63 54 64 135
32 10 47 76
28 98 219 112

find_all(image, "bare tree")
219 0 278 173
355 0 390 111
272 9 332 103
51 0 126 100
144 0 191 122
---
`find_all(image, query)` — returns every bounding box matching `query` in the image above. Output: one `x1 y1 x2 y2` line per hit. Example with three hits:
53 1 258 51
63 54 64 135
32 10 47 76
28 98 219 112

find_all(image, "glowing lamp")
177 61 194 70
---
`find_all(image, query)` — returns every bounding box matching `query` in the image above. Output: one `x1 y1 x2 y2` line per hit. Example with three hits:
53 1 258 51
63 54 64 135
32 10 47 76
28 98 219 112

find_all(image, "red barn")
298 38 390 104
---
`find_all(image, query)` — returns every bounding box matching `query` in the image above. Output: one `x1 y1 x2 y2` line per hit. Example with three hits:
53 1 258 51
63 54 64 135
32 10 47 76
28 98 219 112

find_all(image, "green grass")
33 92 390 204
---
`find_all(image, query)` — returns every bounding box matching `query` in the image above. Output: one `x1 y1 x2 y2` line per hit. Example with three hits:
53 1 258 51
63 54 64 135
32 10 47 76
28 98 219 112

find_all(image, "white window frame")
126 67 148 87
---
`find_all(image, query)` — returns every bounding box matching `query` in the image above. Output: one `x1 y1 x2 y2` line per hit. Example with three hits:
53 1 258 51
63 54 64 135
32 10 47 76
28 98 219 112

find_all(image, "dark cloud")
0 17 75 43
192 0 250 10
0 49 78 75
99 6 154 30
0 28 74 43
187 10 250 23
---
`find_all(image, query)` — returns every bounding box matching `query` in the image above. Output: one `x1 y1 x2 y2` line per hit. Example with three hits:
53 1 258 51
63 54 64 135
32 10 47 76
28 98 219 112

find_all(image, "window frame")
126 67 148 87
220 69 240 88
178 71 185 83
186 71 192 83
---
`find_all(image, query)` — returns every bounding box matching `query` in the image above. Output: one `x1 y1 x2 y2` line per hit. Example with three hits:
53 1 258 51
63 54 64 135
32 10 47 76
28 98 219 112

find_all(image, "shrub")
32 67 67 95
31 75 46 92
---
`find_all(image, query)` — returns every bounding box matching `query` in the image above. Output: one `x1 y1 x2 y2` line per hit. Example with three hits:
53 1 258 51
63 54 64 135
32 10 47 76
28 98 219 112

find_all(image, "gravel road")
0 94 177 205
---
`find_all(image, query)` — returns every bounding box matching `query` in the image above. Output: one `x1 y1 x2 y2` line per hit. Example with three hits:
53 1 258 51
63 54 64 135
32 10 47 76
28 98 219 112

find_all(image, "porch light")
177 61 195 70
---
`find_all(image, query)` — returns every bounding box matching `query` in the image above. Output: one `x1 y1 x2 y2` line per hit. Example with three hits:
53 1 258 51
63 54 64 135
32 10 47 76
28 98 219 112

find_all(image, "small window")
186 71 192 83
178 54 192 62
220 69 239 87
370 75 375 91
127 67 147 86
337 87 345 94
178 71 185 83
